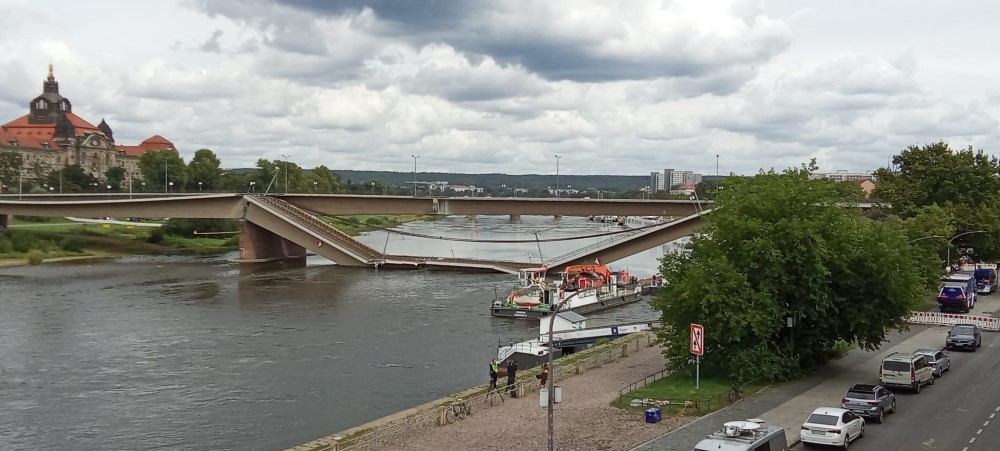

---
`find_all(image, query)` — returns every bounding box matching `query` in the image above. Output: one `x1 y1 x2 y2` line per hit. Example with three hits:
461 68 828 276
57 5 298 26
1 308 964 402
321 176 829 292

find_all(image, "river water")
0 215 675 450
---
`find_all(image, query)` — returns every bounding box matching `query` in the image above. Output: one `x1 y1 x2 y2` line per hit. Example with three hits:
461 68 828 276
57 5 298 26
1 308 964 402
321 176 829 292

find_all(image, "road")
790 330 1000 450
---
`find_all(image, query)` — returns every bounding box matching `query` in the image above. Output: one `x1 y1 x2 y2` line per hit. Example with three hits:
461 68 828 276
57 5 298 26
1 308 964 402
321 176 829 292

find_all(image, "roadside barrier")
907 311 1000 331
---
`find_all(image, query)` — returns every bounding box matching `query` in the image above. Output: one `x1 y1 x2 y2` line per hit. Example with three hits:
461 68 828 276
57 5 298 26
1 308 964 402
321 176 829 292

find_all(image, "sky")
1 0 998 177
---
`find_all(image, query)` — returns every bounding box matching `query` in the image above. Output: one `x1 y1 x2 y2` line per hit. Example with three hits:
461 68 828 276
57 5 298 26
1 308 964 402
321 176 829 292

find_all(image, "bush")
10 232 40 253
60 236 85 252
25 250 45 265
15 216 56 223
0 235 12 253
365 217 384 226
148 228 165 244
161 218 238 236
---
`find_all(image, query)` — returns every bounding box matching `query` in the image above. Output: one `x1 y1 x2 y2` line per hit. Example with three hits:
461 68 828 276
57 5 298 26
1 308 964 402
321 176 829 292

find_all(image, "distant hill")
332 170 648 192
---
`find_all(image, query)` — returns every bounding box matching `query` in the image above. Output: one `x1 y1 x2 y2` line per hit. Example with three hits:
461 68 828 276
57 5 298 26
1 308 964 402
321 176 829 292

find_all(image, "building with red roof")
0 65 174 187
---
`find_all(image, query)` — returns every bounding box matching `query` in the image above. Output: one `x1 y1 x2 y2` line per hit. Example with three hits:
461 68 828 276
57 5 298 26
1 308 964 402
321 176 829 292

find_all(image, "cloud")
199 29 225 53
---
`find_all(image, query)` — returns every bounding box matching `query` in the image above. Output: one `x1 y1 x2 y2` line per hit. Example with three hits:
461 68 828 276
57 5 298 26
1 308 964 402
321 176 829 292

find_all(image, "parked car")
841 383 896 423
974 267 998 295
938 273 976 312
914 348 951 376
879 352 935 393
800 407 865 448
946 324 982 352
692 419 786 451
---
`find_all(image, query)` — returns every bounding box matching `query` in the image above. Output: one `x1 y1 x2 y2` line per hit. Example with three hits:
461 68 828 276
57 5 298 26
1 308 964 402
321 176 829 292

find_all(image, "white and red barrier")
908 311 1000 331
959 263 999 271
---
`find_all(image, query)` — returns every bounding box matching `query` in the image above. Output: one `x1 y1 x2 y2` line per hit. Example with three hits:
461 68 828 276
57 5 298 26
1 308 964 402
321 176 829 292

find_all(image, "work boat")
490 263 646 319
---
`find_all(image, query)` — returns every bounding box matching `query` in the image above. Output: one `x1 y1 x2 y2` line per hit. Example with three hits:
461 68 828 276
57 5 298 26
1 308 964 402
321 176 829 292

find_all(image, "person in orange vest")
537 363 549 387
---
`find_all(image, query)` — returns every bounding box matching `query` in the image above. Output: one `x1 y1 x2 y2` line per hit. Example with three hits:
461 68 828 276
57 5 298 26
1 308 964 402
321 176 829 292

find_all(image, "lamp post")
249 181 256 193
141 181 146 193
554 154 562 198
168 181 173 193
546 289 581 451
411 155 420 197
313 181 318 193
716 154 720 191
948 231 987 272
198 181 203 193
908 235 943 244
281 154 289 194
18 157 23 199
59 168 62 194
164 160 168 194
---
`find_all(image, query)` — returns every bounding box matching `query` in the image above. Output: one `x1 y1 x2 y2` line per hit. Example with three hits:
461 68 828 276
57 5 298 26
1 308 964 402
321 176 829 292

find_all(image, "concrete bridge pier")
237 219 307 263
0 214 7 231
509 214 521 222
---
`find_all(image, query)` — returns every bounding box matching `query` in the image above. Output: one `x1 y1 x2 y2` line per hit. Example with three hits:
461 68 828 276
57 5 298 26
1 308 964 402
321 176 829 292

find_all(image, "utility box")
539 388 548 407
554 385 562 403
645 407 662 424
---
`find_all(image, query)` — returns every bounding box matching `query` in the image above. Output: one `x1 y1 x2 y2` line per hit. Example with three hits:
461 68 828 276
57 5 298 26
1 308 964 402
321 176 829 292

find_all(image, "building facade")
0 66 173 186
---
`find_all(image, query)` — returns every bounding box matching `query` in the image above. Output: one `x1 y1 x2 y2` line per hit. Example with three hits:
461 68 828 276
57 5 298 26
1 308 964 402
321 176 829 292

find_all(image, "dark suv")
841 384 896 423
946 324 982 351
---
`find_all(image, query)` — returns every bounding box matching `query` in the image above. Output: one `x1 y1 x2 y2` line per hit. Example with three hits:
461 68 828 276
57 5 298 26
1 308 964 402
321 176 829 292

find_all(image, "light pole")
554 154 562 198
198 181 203 193
546 289 581 451
948 231 987 272
313 181 318 193
164 160 168 194
168 181 173 193
716 154 720 191
59 168 62 194
141 181 146 193
908 235 943 244
411 155 420 197
281 154 289 193
249 181 256 193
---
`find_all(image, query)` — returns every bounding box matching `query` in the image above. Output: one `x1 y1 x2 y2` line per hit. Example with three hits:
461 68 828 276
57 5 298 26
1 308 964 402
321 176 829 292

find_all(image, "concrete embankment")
287 331 659 451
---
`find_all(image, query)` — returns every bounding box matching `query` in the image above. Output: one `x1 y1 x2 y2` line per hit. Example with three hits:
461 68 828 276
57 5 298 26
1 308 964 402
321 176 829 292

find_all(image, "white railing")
908 311 1000 331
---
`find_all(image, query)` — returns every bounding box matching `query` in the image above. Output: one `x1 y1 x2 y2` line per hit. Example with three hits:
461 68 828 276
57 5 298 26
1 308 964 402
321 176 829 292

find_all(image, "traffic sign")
690 323 704 356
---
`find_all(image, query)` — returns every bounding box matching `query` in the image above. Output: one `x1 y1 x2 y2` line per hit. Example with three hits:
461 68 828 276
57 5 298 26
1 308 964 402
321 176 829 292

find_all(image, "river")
0 215 677 450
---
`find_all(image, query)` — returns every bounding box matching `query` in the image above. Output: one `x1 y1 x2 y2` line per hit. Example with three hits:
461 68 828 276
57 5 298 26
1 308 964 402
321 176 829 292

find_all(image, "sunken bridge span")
0 193 712 273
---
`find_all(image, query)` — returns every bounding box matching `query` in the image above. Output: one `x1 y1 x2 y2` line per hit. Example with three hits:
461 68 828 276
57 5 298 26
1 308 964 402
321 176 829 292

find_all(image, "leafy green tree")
45 164 95 193
105 167 126 191
0 151 21 191
310 165 342 193
186 148 223 192
653 164 928 383
138 149 186 193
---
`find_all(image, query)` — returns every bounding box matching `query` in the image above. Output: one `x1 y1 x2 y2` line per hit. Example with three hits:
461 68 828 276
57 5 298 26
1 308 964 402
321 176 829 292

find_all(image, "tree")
309 165 342 193
652 163 929 383
105 167 126 191
186 148 223 192
874 142 1000 262
138 149 186 193
0 151 20 191
45 164 95 193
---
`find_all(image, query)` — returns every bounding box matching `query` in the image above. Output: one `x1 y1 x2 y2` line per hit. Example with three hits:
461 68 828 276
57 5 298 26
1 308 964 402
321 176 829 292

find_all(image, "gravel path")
379 345 692 451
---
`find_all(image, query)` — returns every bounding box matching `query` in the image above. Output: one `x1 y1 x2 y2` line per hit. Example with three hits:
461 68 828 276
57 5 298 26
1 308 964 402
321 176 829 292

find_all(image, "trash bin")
539 388 548 407
645 407 662 424
554 385 562 403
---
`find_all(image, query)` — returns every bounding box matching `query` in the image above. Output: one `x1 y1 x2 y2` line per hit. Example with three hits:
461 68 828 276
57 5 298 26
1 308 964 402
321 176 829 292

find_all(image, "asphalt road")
791 331 1000 450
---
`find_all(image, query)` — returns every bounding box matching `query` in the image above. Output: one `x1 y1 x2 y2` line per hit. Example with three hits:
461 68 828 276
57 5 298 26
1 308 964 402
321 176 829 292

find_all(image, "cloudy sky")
1 0 997 177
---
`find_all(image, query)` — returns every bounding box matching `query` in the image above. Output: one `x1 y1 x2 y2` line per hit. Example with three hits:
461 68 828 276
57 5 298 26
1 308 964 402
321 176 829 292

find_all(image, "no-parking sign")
690 323 704 356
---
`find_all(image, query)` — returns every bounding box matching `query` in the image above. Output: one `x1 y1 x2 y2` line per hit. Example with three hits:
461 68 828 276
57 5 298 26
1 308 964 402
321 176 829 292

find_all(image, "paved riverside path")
631 325 928 451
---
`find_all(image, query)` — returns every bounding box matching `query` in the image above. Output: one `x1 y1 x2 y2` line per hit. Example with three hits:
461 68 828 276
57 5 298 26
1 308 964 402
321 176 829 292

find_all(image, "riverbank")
290 332 691 451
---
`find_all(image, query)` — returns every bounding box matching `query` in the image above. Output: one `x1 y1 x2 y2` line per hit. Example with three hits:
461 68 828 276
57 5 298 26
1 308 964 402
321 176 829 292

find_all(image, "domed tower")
98 118 114 143
29 64 73 125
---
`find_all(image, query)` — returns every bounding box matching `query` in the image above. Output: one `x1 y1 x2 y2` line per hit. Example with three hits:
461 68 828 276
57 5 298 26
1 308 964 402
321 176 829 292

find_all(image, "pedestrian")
505 359 518 397
537 362 549 387
489 358 499 390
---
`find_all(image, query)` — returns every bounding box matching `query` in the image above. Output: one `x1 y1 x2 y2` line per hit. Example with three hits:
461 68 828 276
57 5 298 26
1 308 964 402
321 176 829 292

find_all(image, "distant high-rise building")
810 170 878 182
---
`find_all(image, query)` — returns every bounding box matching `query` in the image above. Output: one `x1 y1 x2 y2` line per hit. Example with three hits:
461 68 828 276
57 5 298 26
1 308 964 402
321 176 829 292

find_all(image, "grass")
612 369 766 415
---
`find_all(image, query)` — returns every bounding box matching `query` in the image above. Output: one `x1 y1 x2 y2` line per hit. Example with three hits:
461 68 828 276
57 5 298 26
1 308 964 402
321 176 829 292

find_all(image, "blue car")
974 268 998 295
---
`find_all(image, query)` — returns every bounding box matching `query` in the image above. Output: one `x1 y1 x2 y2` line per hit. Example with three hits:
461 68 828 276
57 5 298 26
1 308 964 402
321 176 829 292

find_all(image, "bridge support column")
237 219 306 262
0 214 7 231
509 214 521 222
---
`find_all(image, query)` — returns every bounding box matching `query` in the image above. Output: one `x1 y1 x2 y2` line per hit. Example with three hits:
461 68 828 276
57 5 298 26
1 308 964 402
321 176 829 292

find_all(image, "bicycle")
728 382 744 403
445 398 471 424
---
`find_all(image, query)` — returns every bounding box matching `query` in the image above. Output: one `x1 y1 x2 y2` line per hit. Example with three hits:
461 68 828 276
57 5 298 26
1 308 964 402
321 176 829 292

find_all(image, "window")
753 441 773 451
846 390 875 400
882 361 910 372
35 99 46 109
806 414 838 426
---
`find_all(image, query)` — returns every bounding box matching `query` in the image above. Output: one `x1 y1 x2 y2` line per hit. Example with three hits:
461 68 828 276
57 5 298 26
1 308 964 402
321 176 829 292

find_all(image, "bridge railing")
251 195 384 262
542 220 666 267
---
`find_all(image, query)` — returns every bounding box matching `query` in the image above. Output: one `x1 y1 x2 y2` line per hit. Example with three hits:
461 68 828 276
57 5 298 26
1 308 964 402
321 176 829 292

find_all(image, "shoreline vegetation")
0 214 437 268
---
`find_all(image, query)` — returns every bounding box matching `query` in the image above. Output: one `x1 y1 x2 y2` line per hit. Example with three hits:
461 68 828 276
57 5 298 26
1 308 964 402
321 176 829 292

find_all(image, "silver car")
914 349 951 377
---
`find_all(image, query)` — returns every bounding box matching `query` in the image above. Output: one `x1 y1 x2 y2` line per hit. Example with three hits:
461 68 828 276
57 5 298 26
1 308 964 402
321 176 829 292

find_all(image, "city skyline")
1 1 997 177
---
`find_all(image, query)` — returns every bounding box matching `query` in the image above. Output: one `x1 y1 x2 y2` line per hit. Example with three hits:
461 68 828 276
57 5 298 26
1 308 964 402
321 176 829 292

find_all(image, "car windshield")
806 414 839 426
882 361 910 372
953 326 975 335
846 390 875 400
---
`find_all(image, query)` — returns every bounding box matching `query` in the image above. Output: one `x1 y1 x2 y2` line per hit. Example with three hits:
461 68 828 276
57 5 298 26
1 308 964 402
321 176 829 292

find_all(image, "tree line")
653 142 1000 383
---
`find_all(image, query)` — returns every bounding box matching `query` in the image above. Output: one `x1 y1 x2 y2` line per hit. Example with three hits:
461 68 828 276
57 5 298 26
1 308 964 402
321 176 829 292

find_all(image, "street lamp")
281 154 289 194
948 231 987 272
198 181 203 193
716 154 720 191
313 181 318 192
546 289 582 451
164 161 169 194
249 181 256 193
168 181 174 193
554 154 562 198
141 181 146 193
411 155 420 197
908 235 943 244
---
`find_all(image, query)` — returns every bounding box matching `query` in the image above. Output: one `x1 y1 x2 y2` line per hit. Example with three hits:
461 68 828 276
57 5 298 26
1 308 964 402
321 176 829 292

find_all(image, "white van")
693 420 787 451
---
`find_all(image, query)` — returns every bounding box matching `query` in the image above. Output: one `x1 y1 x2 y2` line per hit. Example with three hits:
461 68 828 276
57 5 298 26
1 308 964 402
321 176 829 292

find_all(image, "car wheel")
889 399 896 414
929 375 935 385
972 345 978 353
978 339 982 348
842 433 850 449
914 381 921 394
876 408 884 424
860 422 865 438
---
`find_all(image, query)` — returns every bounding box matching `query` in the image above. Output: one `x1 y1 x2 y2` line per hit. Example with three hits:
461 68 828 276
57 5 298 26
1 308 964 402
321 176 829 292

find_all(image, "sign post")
690 323 704 390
